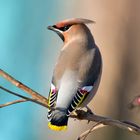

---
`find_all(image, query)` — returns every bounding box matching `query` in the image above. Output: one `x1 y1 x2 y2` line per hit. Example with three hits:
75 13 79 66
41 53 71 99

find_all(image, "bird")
47 18 102 131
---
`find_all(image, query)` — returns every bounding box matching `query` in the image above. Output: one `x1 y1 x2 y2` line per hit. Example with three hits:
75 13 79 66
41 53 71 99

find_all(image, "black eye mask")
53 25 72 32
59 25 72 31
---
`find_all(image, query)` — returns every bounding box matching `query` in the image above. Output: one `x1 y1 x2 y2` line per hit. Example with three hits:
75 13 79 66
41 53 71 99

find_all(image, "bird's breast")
53 48 83 87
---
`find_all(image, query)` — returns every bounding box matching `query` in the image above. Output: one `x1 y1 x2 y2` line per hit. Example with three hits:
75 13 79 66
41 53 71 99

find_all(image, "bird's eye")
59 25 71 31
63 26 70 31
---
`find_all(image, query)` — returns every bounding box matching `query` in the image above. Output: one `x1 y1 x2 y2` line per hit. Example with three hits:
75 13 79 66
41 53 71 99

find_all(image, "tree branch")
0 85 49 108
0 69 140 140
0 99 27 108
71 110 140 140
0 69 48 105
77 121 105 140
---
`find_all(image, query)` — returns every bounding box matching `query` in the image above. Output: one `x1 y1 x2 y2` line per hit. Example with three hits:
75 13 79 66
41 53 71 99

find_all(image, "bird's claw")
86 106 94 123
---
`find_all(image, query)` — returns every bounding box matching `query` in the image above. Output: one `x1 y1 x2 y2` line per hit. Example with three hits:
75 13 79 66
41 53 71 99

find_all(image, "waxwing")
47 18 102 131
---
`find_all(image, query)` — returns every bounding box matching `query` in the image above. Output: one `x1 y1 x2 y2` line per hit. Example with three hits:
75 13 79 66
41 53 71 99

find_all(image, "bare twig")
0 85 49 108
0 69 48 105
0 99 27 108
77 121 105 140
70 110 140 140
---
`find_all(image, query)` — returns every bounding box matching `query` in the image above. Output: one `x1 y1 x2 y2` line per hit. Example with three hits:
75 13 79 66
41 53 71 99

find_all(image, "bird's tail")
48 109 68 131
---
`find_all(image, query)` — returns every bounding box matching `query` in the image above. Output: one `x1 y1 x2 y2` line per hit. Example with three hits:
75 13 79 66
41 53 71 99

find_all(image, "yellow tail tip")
48 122 67 131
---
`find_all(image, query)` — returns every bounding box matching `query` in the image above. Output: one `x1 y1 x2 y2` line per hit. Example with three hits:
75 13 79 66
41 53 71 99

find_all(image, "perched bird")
47 18 102 131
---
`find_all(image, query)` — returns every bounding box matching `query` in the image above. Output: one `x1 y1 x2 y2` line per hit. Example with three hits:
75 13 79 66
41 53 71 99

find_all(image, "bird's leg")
72 107 85 121
85 106 94 115
85 106 94 124
73 107 94 122
71 110 78 121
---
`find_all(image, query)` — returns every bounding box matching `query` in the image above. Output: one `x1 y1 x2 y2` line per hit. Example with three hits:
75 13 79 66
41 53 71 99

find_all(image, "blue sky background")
0 0 64 140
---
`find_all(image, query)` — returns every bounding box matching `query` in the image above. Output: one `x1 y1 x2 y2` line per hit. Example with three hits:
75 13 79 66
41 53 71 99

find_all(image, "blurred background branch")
128 95 140 109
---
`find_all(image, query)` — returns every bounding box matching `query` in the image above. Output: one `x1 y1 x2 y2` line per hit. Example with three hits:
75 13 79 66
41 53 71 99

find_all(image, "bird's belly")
55 70 78 108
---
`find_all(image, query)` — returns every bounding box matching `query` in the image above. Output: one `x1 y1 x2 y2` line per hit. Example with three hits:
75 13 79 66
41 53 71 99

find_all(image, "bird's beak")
47 25 64 41
47 25 56 31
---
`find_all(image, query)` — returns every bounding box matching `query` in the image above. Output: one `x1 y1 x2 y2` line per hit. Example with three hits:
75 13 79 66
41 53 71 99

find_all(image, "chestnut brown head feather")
55 18 95 28
47 18 95 42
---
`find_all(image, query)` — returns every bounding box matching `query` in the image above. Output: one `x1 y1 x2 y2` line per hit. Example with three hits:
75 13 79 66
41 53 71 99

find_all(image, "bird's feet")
85 106 94 123
74 106 94 123
85 106 94 115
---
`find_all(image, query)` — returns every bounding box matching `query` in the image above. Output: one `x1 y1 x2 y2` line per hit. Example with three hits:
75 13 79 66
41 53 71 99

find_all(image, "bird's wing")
66 47 102 116
78 47 102 86
66 86 93 116
47 83 58 121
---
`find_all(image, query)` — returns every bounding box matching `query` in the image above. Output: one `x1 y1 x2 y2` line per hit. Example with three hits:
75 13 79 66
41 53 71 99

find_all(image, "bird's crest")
55 18 95 28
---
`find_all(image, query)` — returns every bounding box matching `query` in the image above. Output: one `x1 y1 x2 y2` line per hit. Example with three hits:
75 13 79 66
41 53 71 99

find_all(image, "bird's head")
47 18 95 42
